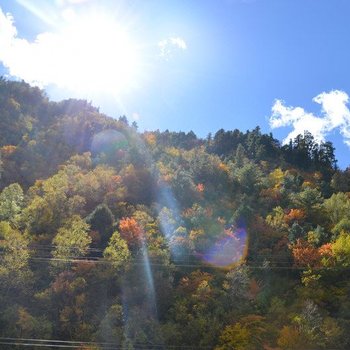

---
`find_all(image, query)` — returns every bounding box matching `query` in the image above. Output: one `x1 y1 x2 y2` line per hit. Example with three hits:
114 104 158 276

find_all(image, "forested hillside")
1 78 350 349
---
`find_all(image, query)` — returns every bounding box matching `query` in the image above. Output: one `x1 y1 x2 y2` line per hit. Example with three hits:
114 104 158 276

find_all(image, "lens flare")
91 129 128 158
201 226 248 268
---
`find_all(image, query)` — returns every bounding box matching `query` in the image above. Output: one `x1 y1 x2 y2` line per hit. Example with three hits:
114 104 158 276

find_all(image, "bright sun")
54 13 141 96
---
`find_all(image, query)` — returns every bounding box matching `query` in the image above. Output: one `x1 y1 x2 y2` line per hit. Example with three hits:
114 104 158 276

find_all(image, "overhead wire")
16 256 331 270
0 337 212 349
0 250 335 270
1 242 341 271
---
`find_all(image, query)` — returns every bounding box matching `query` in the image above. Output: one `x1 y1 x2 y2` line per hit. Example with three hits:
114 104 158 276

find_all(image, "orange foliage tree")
119 217 144 248
284 208 306 224
291 239 321 269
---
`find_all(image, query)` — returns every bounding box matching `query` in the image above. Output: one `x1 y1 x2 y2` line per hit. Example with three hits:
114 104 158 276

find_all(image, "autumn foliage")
119 217 144 247
284 208 306 224
0 79 348 349
291 239 321 269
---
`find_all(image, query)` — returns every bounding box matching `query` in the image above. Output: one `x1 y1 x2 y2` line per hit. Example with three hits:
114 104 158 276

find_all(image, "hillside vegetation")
1 78 350 349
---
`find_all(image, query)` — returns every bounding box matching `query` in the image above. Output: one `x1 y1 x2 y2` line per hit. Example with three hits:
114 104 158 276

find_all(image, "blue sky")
0 0 350 168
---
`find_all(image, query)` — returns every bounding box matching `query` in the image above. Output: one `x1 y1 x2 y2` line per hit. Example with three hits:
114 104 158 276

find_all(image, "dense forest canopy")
1 79 350 349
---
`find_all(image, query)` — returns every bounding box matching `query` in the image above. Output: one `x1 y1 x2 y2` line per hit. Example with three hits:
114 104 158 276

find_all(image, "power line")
0 249 336 270
0 242 298 261
0 341 87 349
1 243 340 270
22 256 332 270
0 337 212 349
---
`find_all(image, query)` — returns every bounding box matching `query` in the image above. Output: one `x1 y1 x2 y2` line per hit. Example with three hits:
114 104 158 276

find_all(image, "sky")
0 0 350 168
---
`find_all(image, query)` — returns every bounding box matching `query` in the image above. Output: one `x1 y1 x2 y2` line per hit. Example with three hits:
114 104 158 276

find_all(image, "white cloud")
0 7 140 96
0 10 16 49
269 90 350 146
0 6 187 97
0 9 67 88
170 37 187 50
158 36 187 60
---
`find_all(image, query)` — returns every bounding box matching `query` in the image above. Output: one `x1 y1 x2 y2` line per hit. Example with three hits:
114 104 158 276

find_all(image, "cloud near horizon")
270 90 350 147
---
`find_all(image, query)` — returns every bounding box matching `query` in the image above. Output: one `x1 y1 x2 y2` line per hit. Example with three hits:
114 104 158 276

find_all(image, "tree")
86 204 114 247
292 187 323 212
0 221 32 288
171 169 197 206
277 326 310 350
215 323 250 350
331 231 350 267
291 239 321 269
51 216 91 272
319 141 337 169
331 170 350 192
324 192 350 226
103 231 130 269
283 300 338 349
0 183 24 223
16 307 52 339
39 270 91 339
234 143 247 167
95 304 124 343
266 206 288 231
234 161 262 195
331 218 350 237
224 265 250 301
216 316 268 350
119 217 144 249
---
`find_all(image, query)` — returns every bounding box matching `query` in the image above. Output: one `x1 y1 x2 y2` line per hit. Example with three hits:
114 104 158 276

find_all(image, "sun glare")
54 13 141 96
